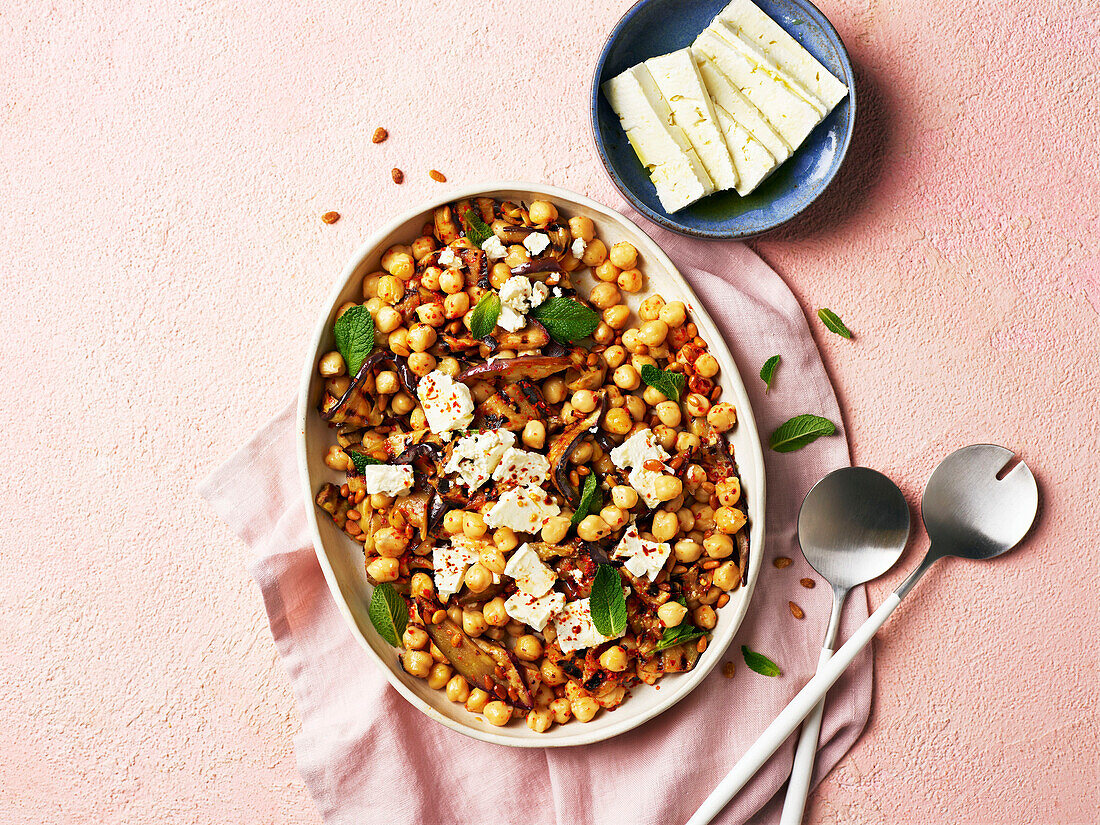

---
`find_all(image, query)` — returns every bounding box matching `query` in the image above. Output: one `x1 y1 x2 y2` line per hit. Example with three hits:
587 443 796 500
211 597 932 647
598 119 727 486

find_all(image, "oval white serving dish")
297 182 766 747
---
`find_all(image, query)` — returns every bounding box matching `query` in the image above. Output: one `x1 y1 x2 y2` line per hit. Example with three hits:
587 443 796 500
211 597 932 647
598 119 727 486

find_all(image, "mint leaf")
347 450 382 474
590 564 627 637
759 355 780 394
817 308 852 339
654 623 707 652
741 645 781 677
769 414 836 453
463 209 495 247
334 305 376 376
470 292 501 339
530 297 600 343
570 471 602 526
368 583 408 647
640 364 686 402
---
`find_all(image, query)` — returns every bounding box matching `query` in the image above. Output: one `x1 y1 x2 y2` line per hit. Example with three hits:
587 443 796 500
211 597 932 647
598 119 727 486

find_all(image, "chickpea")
483 596 509 627
651 425 676 452
419 266 442 292
362 273 382 299
617 268 643 293
603 407 633 436
674 538 704 564
657 600 689 628
651 510 680 543
403 625 429 651
492 527 518 555
390 391 415 415
693 504 716 532
631 354 657 373
704 533 735 559
462 608 489 637
541 659 566 686
402 649 432 678
374 527 409 558
377 275 404 305
515 634 544 662
715 506 748 534
381 245 408 271
581 238 608 267
390 254 415 281
388 328 410 357
713 560 740 591
716 478 741 508
504 245 530 269
676 432 702 453
570 441 594 464
427 662 453 690
708 402 738 433
463 511 488 539
568 215 595 242
367 557 399 582
653 475 683 503
599 645 629 672
442 509 465 535
637 320 667 348
577 515 611 542
410 572 434 598
608 241 638 269
490 261 512 289
406 324 436 353
519 419 546 451
639 295 665 321
603 346 627 371
613 364 640 390
528 200 557 225
621 328 645 354
368 307 399 337
446 675 470 703
653 400 682 428
465 688 491 714
572 389 597 413
677 507 696 532
590 282 621 309
437 356 460 378
561 251 582 272
542 375 567 405
405 353 437 379
600 505 629 530
694 604 718 630
318 351 346 378
685 393 711 417
439 268 465 294
611 485 639 510
571 696 600 723
415 302 444 328
591 321 613 345
326 376 350 398
541 516 571 545
527 708 553 733
594 260 621 283
323 445 351 471
693 353 720 378
656 300 687 328
549 697 572 724
599 309 628 336
411 235 437 261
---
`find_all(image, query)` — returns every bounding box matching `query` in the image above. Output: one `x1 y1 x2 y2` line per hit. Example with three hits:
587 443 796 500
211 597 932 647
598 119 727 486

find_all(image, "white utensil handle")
685 593 902 825
779 646 833 825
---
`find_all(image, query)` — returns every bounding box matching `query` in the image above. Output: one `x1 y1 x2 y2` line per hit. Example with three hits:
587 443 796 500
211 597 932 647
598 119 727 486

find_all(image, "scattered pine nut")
722 661 735 678
429 169 447 182
716 592 730 608
372 127 388 143
774 556 793 569
800 578 815 589
696 637 708 653
321 211 340 224
391 168 404 184
789 601 804 620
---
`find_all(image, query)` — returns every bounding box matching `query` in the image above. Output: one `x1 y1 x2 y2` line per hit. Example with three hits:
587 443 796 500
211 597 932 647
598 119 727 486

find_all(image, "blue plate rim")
589 0 857 240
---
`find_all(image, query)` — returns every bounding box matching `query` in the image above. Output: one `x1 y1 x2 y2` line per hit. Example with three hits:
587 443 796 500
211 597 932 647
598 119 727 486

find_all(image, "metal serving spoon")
780 468 911 825
686 445 1039 825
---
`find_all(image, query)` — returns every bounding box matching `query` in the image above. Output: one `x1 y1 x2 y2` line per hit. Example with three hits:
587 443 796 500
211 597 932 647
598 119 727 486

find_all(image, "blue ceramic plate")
591 0 855 239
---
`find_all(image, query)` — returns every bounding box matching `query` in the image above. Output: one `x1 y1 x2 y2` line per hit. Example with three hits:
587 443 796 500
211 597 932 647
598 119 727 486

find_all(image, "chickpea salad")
314 195 748 732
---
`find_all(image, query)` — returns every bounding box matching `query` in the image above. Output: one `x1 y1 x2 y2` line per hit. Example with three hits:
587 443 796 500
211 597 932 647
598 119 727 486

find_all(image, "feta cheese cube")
504 590 565 632
416 370 474 438
610 428 671 508
481 235 508 260
613 524 672 580
497 305 526 332
492 446 551 490
486 485 562 534
522 232 551 255
571 238 587 258
444 429 515 490
437 247 462 268
433 536 480 598
502 543 557 597
359 464 415 497
554 598 625 654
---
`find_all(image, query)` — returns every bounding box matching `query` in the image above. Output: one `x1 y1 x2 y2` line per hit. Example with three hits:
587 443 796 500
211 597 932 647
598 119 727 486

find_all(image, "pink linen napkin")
200 223 871 825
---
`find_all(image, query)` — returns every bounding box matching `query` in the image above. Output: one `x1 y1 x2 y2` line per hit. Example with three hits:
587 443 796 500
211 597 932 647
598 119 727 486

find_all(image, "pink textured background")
1 0 1097 822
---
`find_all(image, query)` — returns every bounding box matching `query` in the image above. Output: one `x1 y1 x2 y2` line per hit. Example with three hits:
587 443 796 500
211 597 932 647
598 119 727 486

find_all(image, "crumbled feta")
444 429 515 490
571 237 587 258
416 370 474 438
359 464 415 496
505 589 565 632
523 232 551 255
609 428 671 507
497 305 526 332
499 275 549 314
613 524 672 580
492 446 550 489
485 485 561 534
433 536 480 598
554 598 625 654
481 235 508 260
502 543 557 597
437 247 461 268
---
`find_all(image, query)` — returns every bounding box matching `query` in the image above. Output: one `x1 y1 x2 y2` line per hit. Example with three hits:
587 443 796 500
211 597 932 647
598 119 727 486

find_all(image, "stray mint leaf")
463 209 495 247
530 297 600 343
769 414 836 453
817 308 852 339
590 564 627 637
368 583 408 647
470 292 501 339
570 471 602 526
640 364 687 402
759 355 780 394
333 305 376 376
741 645 781 677
654 623 707 652
347 450 382 474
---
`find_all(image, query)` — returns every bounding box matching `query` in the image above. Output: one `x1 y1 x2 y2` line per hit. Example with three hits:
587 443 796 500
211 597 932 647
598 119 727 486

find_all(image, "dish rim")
296 181 766 747
588 0 857 240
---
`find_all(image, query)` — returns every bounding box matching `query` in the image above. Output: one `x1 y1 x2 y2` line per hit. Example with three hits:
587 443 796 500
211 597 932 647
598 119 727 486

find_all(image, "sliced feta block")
696 52 791 162
645 49 740 191
486 485 561 534
505 589 565 632
416 370 475 438
602 66 715 213
554 598 625 655
444 428 515 490
358 464 415 496
716 0 848 109
503 543 557 597
492 446 551 490
433 537 480 598
693 28 821 151
610 428 671 508
713 102 777 196
613 524 673 580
